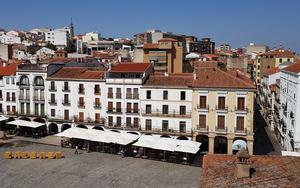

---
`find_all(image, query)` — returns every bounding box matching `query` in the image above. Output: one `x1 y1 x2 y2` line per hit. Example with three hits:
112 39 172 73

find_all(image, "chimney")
108 63 112 71
193 69 197 80
236 148 251 179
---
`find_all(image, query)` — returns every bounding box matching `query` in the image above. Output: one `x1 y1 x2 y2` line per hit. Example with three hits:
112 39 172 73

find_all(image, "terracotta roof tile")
201 154 300 187
110 63 151 73
143 43 159 49
158 37 178 42
49 67 105 80
144 74 193 88
145 68 255 89
192 68 256 89
0 63 18 76
262 48 295 58
264 67 280 76
282 60 300 74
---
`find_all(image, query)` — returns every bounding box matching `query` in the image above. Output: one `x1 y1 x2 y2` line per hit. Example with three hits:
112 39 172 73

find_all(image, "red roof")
110 63 151 73
263 67 280 76
49 67 105 80
145 74 193 88
145 67 255 89
0 63 18 76
202 54 219 59
262 48 294 58
143 43 159 49
192 68 256 89
201 154 300 187
158 38 178 42
282 61 300 74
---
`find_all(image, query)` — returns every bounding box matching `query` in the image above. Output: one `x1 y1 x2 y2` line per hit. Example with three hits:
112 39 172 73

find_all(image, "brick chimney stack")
236 148 251 179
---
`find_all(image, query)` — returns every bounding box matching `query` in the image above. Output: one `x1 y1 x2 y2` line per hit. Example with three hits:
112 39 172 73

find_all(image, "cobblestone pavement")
0 141 201 188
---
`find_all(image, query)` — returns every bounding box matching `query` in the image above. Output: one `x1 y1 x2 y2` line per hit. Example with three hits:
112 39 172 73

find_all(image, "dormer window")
34 76 44 86
20 75 29 86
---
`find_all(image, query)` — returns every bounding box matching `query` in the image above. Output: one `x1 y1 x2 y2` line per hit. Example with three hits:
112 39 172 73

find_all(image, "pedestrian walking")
74 145 78 155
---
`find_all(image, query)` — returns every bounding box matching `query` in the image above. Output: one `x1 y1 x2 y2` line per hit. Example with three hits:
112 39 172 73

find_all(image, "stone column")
227 138 233 155
208 136 214 154
247 141 253 155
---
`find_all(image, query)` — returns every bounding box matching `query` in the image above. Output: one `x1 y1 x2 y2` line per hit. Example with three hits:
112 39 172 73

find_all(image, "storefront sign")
4 151 63 159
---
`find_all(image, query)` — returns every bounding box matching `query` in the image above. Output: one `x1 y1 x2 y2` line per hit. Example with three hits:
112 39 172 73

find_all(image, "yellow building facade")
192 89 255 155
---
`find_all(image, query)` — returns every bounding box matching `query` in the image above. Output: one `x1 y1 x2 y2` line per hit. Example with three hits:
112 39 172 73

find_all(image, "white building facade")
46 67 106 132
45 30 68 48
280 63 300 152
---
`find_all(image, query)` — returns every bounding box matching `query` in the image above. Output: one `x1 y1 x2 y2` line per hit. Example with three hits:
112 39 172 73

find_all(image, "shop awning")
0 115 8 122
56 127 140 145
282 151 300 157
7 120 45 128
133 135 201 154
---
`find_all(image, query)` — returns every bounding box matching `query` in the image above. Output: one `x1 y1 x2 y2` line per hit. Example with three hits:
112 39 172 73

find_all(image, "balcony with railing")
106 107 122 114
142 109 192 118
197 104 209 112
78 88 85 94
196 125 209 133
48 99 57 105
125 123 140 130
141 128 192 136
125 109 139 114
49 86 57 92
234 127 247 135
215 126 227 134
126 93 139 99
33 84 44 89
62 86 70 92
116 93 122 99
234 106 248 113
107 92 113 98
19 94 30 101
33 95 45 102
78 101 85 108
94 102 101 109
215 105 228 112
62 100 71 106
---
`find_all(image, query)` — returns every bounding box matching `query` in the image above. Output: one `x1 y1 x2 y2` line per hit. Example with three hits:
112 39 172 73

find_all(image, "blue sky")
1 0 299 52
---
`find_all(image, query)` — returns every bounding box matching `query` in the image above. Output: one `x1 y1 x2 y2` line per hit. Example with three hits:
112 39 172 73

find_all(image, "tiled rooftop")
282 60 300 74
110 63 151 73
262 48 295 58
145 67 255 89
192 68 256 89
49 67 105 80
143 43 159 49
263 67 280 76
158 37 178 42
0 63 18 76
201 154 300 187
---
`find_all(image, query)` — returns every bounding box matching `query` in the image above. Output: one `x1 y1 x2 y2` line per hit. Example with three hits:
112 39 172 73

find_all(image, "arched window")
20 75 29 86
34 76 44 86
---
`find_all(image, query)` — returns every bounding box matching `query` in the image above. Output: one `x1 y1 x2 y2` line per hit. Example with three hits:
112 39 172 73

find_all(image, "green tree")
45 43 57 51
64 39 76 53
27 45 41 55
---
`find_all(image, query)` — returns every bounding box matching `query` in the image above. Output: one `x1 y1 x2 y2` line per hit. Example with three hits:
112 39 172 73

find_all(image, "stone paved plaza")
0 141 201 188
